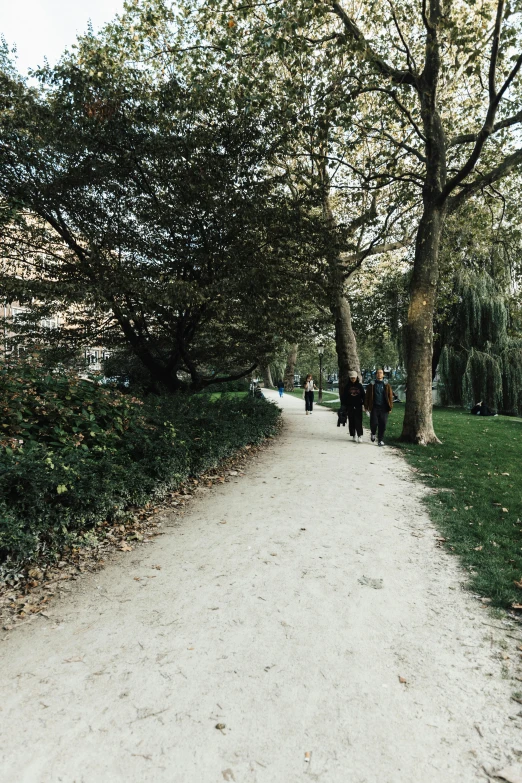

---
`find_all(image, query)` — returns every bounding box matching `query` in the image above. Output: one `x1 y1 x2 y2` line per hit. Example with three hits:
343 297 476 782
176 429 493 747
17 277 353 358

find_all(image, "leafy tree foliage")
0 20 326 391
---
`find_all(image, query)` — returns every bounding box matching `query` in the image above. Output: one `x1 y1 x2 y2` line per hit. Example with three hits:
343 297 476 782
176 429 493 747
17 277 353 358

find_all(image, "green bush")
201 378 251 393
0 361 280 571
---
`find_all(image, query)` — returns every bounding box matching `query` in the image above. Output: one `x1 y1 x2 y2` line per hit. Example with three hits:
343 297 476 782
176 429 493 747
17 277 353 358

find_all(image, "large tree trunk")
400 206 444 444
284 343 298 391
331 284 360 397
260 363 274 389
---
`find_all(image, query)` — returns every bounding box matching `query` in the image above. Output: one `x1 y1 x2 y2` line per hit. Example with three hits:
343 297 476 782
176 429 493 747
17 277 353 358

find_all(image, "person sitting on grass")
470 400 498 416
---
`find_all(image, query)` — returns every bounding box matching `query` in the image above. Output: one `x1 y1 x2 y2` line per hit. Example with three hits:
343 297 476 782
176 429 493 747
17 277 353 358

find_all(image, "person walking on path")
364 369 394 446
340 370 365 442
303 374 317 415
277 379 285 398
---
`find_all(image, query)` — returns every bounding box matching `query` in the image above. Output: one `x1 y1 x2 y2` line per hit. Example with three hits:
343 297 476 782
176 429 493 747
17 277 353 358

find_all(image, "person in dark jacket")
277 379 284 398
341 370 366 442
364 369 394 446
470 401 497 416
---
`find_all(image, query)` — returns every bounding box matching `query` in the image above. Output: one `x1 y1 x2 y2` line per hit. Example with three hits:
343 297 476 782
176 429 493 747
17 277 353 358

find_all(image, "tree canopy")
1 0 522 436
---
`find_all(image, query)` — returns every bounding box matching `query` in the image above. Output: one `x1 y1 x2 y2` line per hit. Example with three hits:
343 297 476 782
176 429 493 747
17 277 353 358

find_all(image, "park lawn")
384 407 522 608
285 389 339 404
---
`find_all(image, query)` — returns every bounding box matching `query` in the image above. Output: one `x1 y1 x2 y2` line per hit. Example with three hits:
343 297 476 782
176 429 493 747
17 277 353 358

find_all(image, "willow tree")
438 271 522 414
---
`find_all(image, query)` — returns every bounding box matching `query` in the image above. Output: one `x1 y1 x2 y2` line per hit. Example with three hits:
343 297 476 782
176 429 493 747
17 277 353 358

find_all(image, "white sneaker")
352 435 356 442
378 440 385 447
357 436 362 443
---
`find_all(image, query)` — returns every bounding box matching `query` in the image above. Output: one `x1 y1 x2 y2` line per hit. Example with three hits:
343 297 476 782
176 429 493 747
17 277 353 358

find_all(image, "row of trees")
1 0 522 438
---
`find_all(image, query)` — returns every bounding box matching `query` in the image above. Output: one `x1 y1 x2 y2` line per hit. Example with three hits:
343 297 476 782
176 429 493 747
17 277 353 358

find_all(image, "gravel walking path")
1 391 522 783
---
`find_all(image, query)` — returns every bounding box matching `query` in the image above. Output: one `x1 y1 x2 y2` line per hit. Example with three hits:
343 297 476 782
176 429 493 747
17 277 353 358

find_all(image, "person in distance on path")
277 378 285 398
303 374 317 415
340 370 365 442
364 368 394 446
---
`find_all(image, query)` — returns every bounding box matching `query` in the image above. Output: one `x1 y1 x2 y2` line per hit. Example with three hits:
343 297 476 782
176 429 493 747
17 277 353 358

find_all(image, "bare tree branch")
440 1 522 202
447 147 522 213
488 0 504 102
448 109 522 146
339 239 410 278
329 1 417 86
386 0 418 75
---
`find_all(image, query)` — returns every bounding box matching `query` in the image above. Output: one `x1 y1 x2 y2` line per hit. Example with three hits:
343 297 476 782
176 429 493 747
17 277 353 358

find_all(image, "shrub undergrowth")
0 362 280 572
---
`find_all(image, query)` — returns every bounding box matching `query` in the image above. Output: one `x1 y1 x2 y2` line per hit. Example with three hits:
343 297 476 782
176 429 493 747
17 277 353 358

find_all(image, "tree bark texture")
260 363 275 389
321 186 361 397
400 0 445 444
331 285 361 396
284 343 298 390
401 207 444 444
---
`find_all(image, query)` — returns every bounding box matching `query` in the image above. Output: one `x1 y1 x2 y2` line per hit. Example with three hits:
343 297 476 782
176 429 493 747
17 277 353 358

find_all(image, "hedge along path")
1 391 522 782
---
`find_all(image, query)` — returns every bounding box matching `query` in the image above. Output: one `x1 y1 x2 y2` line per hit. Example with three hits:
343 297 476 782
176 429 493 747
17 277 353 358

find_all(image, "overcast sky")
0 0 125 74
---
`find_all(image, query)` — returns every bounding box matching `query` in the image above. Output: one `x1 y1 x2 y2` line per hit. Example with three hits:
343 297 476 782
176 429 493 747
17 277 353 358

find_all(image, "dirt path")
2 391 522 783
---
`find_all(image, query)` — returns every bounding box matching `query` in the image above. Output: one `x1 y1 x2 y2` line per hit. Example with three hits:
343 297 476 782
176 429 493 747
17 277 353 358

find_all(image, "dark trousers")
305 390 314 412
347 407 363 436
370 406 389 440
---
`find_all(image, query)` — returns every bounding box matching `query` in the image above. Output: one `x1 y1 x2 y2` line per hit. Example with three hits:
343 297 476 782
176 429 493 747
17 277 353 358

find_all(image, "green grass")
383 407 522 608
284 389 339 405
197 391 248 401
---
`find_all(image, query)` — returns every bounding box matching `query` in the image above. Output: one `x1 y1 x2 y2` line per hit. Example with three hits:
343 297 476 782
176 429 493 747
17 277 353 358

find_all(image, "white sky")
0 0 125 74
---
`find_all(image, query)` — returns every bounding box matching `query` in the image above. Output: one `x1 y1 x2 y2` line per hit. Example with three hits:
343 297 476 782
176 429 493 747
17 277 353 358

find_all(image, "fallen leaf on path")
119 543 133 552
497 765 522 783
63 656 84 663
215 723 226 730
398 676 407 684
151 565 161 570
512 604 522 610
514 579 522 589
220 520 227 525
222 770 235 782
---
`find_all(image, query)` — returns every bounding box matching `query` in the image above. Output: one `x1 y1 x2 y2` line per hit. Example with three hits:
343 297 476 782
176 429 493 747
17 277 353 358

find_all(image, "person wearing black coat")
340 371 366 442
470 401 497 416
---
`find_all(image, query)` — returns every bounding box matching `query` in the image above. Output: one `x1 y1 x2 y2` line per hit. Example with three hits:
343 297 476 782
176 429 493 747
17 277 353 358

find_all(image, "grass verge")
284 390 339 405
384 407 522 608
